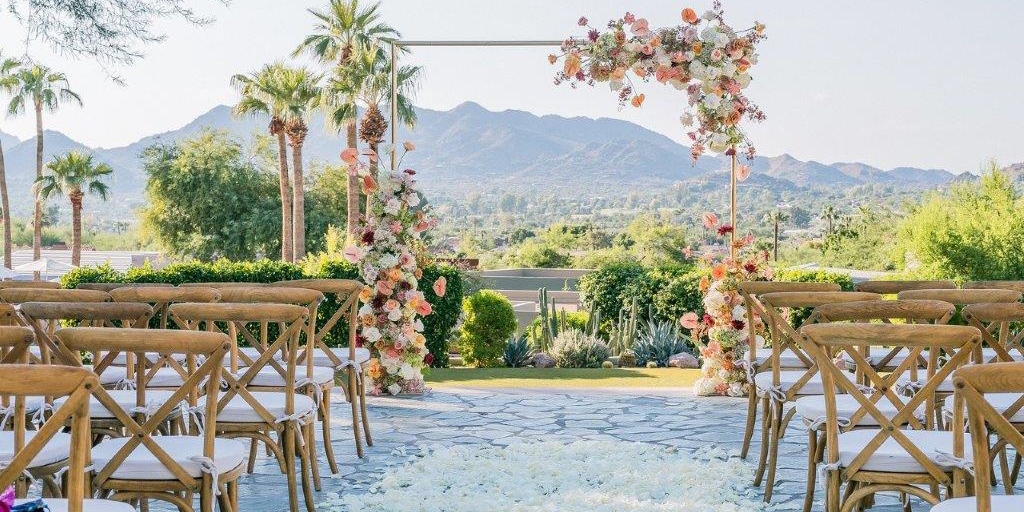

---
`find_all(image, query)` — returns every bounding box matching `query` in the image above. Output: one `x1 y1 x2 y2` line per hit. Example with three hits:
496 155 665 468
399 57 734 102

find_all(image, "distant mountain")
0 101 995 218
0 130 18 149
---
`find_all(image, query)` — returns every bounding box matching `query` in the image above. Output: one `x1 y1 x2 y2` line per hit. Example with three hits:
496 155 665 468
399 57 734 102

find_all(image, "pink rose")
375 281 394 296
432 276 447 297
403 141 416 151
736 165 751 182
630 18 650 37
701 212 719 229
341 148 359 164
680 312 700 330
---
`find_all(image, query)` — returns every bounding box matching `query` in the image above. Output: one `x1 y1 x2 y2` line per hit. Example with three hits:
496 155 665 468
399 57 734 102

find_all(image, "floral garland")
680 213 770 397
342 142 444 396
550 2 766 161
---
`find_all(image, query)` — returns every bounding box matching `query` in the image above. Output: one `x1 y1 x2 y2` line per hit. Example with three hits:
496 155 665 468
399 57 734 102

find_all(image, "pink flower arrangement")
550 2 766 162
342 142 441 396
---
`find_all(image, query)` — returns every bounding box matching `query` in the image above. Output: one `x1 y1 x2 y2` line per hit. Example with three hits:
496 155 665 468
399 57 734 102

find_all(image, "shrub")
633 319 690 367
509 240 571 268
550 329 610 368
458 291 518 367
61 258 464 367
503 335 532 368
525 310 589 349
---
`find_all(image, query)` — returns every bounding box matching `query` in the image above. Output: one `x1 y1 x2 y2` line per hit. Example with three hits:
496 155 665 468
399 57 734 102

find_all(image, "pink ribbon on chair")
0 485 14 512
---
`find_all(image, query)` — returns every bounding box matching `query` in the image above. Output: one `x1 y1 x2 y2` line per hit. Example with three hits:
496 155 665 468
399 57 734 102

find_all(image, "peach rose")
564 52 582 76
340 148 359 164
711 263 728 280
432 276 447 297
682 8 699 24
630 94 645 107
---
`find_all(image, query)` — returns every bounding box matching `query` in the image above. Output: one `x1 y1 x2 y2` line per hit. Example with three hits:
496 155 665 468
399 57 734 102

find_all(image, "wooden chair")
747 289 881 501
178 283 269 288
109 286 221 330
57 326 243 512
855 280 957 295
0 281 61 290
736 281 843 461
801 322 982 512
0 289 109 307
931 362 1024 512
77 283 174 292
271 278 371 458
168 302 317 512
0 364 137 512
797 299 957 512
963 281 1024 293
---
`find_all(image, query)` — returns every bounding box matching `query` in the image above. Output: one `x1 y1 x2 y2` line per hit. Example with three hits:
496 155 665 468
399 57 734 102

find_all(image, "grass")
424 367 701 388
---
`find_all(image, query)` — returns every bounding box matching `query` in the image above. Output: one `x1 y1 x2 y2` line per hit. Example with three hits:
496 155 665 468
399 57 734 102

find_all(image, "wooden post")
390 40 398 173
730 147 738 259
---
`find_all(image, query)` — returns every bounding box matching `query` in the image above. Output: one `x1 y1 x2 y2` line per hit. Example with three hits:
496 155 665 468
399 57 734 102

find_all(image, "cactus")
608 297 639 356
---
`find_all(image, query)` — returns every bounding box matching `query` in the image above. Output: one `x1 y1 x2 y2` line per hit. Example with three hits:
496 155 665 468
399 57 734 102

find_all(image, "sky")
0 0 1022 173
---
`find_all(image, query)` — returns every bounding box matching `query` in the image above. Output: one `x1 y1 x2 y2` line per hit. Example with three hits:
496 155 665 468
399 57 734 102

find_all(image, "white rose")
684 51 695 61
702 93 721 109
702 10 717 20
363 327 381 343
715 33 730 48
358 304 373 317
388 308 402 321
688 60 706 79
413 319 424 332
680 113 694 126
406 193 421 207
736 73 752 88
701 27 717 42
722 62 737 77
385 198 402 214
655 52 672 67
731 305 746 321
624 41 642 53
387 383 402 395
399 363 418 380
709 132 730 153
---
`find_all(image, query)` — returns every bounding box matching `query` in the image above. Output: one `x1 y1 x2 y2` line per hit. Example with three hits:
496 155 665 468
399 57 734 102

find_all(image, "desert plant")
633 318 690 367
458 290 517 367
503 334 532 368
607 296 640 355
550 329 610 368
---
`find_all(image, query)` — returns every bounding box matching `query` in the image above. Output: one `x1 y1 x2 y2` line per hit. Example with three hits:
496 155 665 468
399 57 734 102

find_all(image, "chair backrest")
802 323 980 485
0 281 61 290
854 280 957 294
896 288 1022 305
271 279 361 369
0 365 97 507
109 286 220 329
167 303 308 427
56 327 229 493
962 303 1024 363
963 281 1024 293
18 301 153 366
209 287 323 371
178 282 269 288
951 362 1024 509
76 282 174 292
0 288 109 305
737 281 844 369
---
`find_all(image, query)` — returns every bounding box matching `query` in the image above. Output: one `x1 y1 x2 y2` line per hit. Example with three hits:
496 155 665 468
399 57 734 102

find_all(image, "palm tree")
277 67 321 261
5 63 81 264
35 152 111 266
0 53 21 270
762 210 789 261
231 63 295 262
819 204 838 235
294 0 400 237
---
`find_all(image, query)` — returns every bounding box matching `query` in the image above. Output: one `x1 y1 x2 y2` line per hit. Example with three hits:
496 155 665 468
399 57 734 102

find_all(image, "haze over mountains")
0 101 989 217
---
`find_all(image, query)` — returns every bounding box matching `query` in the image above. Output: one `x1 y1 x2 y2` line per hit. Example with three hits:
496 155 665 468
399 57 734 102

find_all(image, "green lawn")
424 367 701 388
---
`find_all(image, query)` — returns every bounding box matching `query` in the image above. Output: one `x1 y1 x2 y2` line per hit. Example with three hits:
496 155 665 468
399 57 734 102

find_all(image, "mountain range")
0 101 996 217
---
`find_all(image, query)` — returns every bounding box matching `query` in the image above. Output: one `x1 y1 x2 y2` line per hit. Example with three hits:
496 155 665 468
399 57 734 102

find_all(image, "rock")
601 361 614 369
607 356 620 366
618 351 637 368
645 361 659 368
528 352 555 368
667 352 699 369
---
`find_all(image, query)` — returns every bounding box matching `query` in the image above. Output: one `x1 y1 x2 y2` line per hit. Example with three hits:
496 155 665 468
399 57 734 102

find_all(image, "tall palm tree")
819 204 838 235
294 0 400 237
762 210 789 261
5 64 81 263
35 152 111 266
277 67 321 261
231 63 295 262
0 53 21 270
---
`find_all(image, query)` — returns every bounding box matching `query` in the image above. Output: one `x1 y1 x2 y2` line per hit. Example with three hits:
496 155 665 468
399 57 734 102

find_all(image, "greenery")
550 329 610 369
60 258 463 367
457 290 518 367
502 335 532 368
633 319 690 367
36 152 112 266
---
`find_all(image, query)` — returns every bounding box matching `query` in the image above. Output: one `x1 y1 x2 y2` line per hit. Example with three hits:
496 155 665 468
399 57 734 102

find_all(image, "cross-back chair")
749 290 882 502
932 362 1024 512
0 364 138 512
855 280 958 295
109 286 221 330
0 282 61 290
963 281 1024 293
57 326 243 512
167 302 316 512
271 278 371 458
77 283 174 292
736 281 843 461
802 322 982 512
178 283 269 289
1 289 110 366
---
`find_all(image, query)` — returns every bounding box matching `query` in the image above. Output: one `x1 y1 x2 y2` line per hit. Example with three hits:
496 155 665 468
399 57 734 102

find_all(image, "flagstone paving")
229 387 1022 512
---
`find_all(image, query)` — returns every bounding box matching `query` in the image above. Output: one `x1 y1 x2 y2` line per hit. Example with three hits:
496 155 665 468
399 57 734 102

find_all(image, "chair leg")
825 469 841 512
753 396 771 486
298 424 316 512
306 418 322 491
321 387 340 474
999 447 1013 494
763 400 784 502
199 475 213 512
803 430 822 512
357 373 373 446
284 423 300 512
246 437 258 474
348 367 365 458
740 389 759 459
216 482 232 512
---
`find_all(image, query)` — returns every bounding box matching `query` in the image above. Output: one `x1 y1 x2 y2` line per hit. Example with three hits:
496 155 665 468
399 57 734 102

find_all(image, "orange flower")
630 93 645 108
634 66 647 77
692 42 702 53
682 8 699 24
711 263 728 280
358 286 373 303
698 275 711 292
340 148 358 164
610 67 626 80
547 54 557 65
564 52 582 76
615 30 626 44
650 35 662 47
755 22 766 34
361 174 378 193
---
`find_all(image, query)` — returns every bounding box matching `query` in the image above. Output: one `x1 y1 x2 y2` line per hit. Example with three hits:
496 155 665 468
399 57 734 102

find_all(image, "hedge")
61 258 464 368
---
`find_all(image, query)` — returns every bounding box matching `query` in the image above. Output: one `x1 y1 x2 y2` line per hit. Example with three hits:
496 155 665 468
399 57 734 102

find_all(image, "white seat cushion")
198 391 316 424
141 367 188 388
235 347 369 368
931 496 1024 512
754 370 842 396
53 390 177 419
838 429 972 473
14 498 137 512
91 366 128 386
237 366 334 386
751 349 811 368
943 393 1024 422
0 431 72 468
796 394 925 427
895 374 954 393
92 435 246 480
840 349 930 368
979 347 1024 362
107 352 189 366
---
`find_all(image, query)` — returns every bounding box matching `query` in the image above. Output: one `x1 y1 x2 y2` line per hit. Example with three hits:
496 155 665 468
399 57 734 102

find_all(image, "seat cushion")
199 391 316 424
236 347 370 368
838 429 972 473
931 496 1024 512
107 352 189 366
53 390 177 419
750 349 811 369
895 374 954 394
943 393 1024 422
237 366 334 386
754 370 839 396
92 435 246 480
91 366 129 386
979 347 1024 362
14 499 138 512
0 431 72 468
840 349 930 368
796 394 925 427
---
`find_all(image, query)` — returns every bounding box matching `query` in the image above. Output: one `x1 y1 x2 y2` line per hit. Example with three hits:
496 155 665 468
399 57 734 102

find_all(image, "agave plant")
550 329 610 368
503 334 532 368
633 319 690 367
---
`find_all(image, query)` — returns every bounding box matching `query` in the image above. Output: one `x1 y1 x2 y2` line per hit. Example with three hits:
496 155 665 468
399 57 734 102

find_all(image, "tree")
351 44 421 174
762 210 789 261
819 204 838 234
35 152 112 266
295 0 400 237
231 63 294 262
277 67 321 261
0 54 21 269
7 0 224 65
5 63 82 266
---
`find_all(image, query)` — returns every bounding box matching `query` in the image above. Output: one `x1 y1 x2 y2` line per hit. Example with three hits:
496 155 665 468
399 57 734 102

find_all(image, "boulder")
667 352 699 369
528 352 555 368
618 351 637 368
